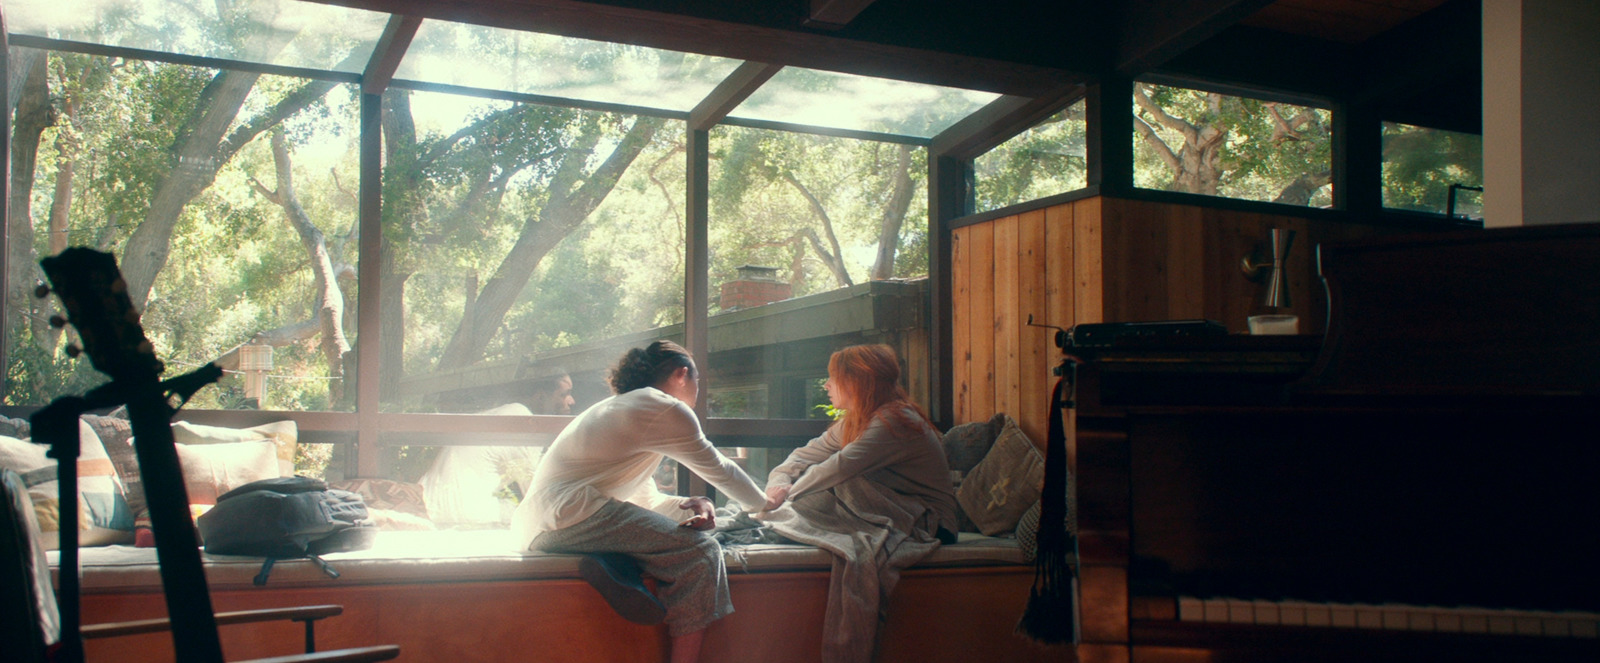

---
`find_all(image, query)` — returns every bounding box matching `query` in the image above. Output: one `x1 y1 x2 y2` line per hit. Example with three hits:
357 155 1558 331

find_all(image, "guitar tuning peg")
65 344 83 358
34 284 51 298
49 315 68 329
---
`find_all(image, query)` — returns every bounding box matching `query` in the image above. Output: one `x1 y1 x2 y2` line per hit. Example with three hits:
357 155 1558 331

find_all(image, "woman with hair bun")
764 343 958 663
512 340 771 663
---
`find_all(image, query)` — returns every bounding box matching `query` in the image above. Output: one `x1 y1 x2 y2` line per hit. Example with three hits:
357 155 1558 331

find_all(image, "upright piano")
1071 224 1600 662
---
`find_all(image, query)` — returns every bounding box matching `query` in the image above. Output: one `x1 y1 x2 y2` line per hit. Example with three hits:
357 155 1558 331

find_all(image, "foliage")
1381 123 1483 216
1132 83 1333 206
709 126 928 300
975 101 1088 211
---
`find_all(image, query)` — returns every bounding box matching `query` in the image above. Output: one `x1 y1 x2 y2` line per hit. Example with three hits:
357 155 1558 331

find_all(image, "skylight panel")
729 67 1001 139
3 0 389 72
395 19 744 113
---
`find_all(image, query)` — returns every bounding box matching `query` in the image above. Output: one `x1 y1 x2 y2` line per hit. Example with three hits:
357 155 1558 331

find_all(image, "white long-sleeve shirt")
767 406 959 535
511 387 766 550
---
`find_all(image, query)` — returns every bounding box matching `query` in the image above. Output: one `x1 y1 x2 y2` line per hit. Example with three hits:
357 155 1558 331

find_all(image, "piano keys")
1154 596 1600 639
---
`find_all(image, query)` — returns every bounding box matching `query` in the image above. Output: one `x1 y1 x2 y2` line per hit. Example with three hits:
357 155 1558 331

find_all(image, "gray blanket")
718 477 942 663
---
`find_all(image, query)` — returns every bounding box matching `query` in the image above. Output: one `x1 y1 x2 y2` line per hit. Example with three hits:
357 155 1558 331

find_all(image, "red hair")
828 344 931 446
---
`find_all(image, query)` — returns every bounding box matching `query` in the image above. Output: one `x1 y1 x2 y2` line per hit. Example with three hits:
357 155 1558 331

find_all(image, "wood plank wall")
951 195 1380 440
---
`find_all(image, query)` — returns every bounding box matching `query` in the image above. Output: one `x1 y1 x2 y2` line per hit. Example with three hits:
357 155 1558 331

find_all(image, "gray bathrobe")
763 408 958 663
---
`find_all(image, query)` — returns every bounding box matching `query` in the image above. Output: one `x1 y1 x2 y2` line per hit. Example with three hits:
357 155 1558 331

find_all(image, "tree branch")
1133 114 1182 173
781 172 853 287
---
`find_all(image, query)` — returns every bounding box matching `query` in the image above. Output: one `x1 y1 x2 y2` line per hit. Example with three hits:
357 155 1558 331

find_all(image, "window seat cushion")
53 529 1033 592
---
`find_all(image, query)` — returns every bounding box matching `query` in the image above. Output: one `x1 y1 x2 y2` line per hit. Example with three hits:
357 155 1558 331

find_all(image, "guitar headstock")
38 247 165 384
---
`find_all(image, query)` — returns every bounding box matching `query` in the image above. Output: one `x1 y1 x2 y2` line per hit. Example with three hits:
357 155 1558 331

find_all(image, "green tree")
1133 82 1332 206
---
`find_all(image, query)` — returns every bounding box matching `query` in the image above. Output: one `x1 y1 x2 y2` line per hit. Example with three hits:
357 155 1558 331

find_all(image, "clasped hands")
676 485 791 530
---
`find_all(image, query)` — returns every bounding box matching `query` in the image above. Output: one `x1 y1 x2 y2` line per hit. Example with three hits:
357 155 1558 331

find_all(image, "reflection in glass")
4 50 360 411
732 67 1000 138
1381 122 1483 219
1133 82 1333 207
397 19 743 112
974 100 1087 212
5 0 388 72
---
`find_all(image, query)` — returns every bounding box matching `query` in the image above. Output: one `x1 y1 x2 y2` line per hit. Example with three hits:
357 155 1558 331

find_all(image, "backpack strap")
253 558 277 586
307 555 341 580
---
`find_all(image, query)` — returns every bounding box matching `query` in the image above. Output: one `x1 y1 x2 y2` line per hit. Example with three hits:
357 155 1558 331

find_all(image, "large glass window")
5 50 361 412
705 126 929 481
1381 122 1483 220
1133 82 1333 207
381 89 686 418
974 100 1087 212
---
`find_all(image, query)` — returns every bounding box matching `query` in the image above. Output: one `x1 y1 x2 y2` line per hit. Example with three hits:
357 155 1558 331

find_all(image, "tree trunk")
5 46 42 115
48 91 79 256
118 45 355 309
120 69 259 308
435 115 663 368
1273 170 1331 206
870 144 914 281
251 129 351 402
6 52 53 358
782 172 853 288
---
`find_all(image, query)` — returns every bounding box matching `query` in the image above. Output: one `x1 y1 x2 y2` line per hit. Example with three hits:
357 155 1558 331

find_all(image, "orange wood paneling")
1074 197 1105 325
967 222 996 423
951 227 971 424
1017 209 1050 448
992 215 1020 419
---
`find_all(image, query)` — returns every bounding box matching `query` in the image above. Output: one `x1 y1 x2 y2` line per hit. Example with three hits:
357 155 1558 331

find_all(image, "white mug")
1248 314 1299 335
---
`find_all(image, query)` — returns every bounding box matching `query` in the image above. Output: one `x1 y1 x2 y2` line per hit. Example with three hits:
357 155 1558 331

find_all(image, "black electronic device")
1056 319 1227 349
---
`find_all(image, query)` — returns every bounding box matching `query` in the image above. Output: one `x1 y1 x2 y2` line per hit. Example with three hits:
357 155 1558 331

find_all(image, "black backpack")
195 476 377 585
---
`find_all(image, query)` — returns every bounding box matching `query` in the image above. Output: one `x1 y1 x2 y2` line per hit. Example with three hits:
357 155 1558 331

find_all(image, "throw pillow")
1015 471 1077 563
942 412 1006 474
83 412 141 514
943 412 1008 532
418 403 540 526
173 439 280 505
0 413 31 439
955 414 1044 536
329 478 429 519
0 420 136 549
171 419 298 477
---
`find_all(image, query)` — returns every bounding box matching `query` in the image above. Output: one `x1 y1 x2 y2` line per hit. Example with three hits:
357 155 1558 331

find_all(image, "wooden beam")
355 93 383 477
1115 0 1278 75
306 0 1079 97
804 0 877 30
929 85 1086 161
927 154 970 427
1086 75 1134 197
688 61 783 131
1 6 9 381
1348 0 1480 132
362 14 422 95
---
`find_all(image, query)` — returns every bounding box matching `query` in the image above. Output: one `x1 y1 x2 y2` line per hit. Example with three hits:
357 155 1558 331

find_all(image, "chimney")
719 265 791 311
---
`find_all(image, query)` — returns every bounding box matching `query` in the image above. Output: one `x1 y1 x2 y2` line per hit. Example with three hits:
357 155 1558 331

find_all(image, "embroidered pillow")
82 412 140 514
955 415 1044 536
0 419 136 549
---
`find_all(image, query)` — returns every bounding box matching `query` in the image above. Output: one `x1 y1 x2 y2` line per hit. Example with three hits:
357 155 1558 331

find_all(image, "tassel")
1017 374 1079 644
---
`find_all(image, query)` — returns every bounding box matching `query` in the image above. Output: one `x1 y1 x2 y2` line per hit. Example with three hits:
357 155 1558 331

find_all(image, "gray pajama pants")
531 499 733 636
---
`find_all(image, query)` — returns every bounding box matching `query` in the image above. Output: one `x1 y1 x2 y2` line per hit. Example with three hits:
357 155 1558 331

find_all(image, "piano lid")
1305 223 1600 396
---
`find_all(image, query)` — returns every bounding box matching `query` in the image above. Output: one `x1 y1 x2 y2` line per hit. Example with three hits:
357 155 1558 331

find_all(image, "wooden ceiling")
312 0 1480 131
1243 0 1455 44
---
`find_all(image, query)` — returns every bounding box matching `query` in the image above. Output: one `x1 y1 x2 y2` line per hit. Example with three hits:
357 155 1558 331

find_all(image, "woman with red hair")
764 344 958 663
